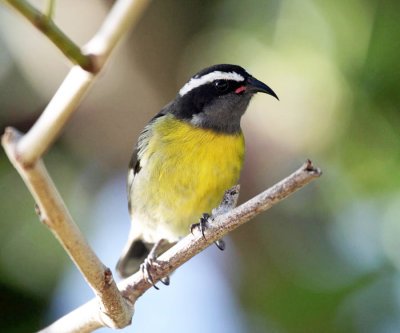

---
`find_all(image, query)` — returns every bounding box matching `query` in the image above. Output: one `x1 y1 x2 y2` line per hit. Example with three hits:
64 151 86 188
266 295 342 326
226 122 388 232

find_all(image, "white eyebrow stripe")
179 71 245 96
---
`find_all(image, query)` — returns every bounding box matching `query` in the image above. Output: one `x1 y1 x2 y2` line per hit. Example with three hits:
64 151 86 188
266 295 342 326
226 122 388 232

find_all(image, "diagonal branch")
1 1 152 329
40 160 322 332
3 0 92 70
2 128 134 329
6 0 151 166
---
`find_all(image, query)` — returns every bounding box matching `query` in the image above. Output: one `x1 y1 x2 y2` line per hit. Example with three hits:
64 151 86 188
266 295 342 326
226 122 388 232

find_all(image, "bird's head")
171 64 278 134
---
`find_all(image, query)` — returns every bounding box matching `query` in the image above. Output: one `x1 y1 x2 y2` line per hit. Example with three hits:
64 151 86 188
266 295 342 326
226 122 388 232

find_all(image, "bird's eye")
214 80 229 92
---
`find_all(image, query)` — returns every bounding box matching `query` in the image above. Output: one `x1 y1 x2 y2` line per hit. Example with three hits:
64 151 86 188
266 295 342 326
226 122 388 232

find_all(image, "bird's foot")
140 256 159 290
140 239 169 290
190 213 226 251
190 213 210 239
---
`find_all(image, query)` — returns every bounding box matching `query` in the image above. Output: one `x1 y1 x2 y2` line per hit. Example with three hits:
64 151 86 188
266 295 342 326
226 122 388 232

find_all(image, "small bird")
116 64 278 281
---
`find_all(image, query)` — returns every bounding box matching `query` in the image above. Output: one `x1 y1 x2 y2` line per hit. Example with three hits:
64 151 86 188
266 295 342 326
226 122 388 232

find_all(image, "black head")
168 64 278 134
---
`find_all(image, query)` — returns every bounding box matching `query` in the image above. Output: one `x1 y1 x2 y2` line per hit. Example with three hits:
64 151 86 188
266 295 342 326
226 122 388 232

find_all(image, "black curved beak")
247 76 279 100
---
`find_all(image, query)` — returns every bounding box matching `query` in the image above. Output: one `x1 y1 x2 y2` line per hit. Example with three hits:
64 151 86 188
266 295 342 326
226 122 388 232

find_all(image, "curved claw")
161 276 170 286
140 258 159 290
190 213 210 239
215 239 225 251
190 223 198 236
139 239 169 290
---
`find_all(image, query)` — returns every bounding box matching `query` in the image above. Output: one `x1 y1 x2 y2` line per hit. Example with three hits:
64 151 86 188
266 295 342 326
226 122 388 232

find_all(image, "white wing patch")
179 71 245 96
136 122 153 163
127 167 135 193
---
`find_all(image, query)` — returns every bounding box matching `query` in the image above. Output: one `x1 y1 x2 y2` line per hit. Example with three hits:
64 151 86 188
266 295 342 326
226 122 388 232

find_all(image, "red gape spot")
235 86 246 94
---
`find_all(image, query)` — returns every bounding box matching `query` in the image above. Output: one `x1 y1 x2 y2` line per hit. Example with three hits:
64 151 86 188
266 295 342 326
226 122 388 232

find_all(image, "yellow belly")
130 114 245 240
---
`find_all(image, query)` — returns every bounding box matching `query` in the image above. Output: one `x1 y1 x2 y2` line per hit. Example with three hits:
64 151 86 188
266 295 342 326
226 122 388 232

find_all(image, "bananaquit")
116 64 278 279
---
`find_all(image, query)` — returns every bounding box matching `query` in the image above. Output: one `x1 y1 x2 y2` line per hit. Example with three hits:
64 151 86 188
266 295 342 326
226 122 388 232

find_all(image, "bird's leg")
140 239 169 290
190 213 226 251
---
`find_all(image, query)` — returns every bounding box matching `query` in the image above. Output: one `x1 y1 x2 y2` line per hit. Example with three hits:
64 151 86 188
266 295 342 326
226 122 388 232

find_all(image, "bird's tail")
116 239 150 279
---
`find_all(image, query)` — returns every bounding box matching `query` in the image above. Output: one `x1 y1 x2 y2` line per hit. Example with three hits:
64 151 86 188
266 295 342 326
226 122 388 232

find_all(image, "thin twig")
40 160 322 332
13 0 151 166
82 0 152 72
16 66 94 166
45 0 56 20
3 0 91 70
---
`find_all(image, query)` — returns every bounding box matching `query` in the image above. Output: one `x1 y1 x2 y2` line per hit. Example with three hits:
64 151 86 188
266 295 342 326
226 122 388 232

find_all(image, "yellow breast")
131 114 245 238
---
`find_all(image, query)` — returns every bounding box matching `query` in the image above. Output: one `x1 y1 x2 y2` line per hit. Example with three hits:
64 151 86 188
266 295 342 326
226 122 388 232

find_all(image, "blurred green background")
1 0 400 332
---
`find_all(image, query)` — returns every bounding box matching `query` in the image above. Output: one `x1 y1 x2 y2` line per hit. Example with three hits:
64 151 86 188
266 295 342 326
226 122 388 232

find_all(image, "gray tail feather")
116 240 149 279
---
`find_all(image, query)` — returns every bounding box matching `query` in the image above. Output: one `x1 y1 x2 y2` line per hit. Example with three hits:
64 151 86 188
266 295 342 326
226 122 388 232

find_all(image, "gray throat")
190 94 253 134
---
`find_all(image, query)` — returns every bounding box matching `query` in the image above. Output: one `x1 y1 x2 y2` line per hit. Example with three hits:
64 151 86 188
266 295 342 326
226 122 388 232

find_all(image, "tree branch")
3 0 92 70
40 160 322 332
1 1 152 328
7 0 151 166
16 66 94 166
2 128 134 329
45 0 55 20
